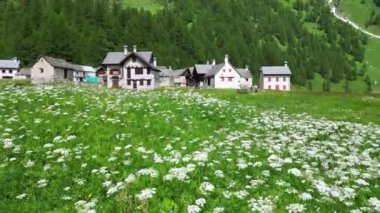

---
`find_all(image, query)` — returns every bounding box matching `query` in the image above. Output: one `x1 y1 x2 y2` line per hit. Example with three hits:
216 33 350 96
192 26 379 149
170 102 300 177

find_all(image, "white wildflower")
37 179 48 188
3 138 14 149
199 182 215 194
287 168 302 177
15 193 27 199
125 174 136 184
299 193 312 201
214 170 224 178
195 198 206 207
213 207 225 213
187 205 201 213
286 203 305 213
137 188 156 201
368 197 380 212
24 160 35 168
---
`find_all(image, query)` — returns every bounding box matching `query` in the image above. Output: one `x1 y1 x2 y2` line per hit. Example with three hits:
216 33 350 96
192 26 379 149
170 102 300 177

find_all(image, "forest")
0 0 367 85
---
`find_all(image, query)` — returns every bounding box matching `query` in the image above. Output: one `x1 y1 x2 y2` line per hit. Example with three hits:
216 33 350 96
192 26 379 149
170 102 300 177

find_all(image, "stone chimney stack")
124 45 128 56
284 61 288 67
133 45 137 53
212 59 216 66
245 65 249 70
153 57 157 66
169 66 172 70
206 61 209 65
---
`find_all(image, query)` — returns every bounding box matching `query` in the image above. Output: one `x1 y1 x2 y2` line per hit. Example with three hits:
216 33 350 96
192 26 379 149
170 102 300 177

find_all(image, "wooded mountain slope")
0 0 367 85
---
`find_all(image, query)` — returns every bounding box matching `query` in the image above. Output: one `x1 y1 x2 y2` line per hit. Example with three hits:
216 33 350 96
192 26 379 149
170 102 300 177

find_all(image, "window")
140 80 143 86
246 78 248 81
276 77 279 82
40 68 44 73
64 69 68 79
135 68 143 75
127 68 131 78
221 77 225 81
2 70 5 73
9 70 12 74
283 85 286 90
228 77 233 82
268 77 271 82
147 80 151 86
223 69 226 72
127 80 131 85
147 69 151 75
132 57 137 62
283 77 286 82
268 85 271 89
229 69 232 72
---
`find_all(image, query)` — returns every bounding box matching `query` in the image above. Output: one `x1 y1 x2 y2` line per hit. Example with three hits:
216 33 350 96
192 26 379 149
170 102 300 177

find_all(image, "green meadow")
0 83 379 212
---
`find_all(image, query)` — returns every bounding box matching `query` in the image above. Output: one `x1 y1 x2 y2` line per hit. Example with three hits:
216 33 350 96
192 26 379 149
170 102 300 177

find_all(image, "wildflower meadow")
0 84 379 212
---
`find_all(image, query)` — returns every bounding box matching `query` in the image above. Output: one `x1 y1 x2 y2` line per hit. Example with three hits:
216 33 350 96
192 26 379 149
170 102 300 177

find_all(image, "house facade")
0 58 20 79
172 68 194 87
158 66 173 87
31 56 94 84
101 45 160 89
259 62 291 91
31 57 75 84
203 55 253 89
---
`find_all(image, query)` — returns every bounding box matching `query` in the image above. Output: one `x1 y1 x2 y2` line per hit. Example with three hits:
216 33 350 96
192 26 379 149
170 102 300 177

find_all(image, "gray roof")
0 58 20 69
172 68 187 77
102 51 152 65
261 65 291 75
17 67 31 76
158 66 172 77
194 64 213 75
43 56 75 70
236 69 252 78
205 63 224 77
78 65 96 72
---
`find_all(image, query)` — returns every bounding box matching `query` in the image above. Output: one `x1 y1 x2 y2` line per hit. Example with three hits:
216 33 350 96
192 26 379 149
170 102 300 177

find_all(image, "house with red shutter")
101 45 161 89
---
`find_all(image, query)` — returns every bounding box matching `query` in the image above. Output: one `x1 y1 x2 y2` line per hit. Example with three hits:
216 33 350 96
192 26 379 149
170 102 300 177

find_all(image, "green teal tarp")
85 76 99 83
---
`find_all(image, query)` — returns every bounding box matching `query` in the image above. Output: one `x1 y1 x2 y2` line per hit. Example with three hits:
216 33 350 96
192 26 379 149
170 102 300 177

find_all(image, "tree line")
0 0 366 86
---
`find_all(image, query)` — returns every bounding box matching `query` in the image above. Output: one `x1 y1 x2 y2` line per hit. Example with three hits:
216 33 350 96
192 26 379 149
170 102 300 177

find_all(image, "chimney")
169 66 172 70
284 61 288 67
124 45 128 55
153 57 157 66
212 59 216 66
12 57 18 63
224 54 229 64
245 65 249 70
133 45 137 53
206 61 209 65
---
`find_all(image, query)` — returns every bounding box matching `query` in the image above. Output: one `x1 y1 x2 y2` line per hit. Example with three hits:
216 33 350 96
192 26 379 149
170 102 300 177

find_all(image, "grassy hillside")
340 0 380 34
122 0 163 13
335 0 380 92
0 83 379 212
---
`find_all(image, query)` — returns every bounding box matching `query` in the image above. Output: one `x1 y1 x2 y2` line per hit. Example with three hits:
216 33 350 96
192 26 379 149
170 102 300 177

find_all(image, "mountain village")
0 45 292 91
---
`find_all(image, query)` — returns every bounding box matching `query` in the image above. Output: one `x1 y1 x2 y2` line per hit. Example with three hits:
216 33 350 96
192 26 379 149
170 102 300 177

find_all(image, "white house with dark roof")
101 45 160 89
260 62 292 91
203 55 252 89
0 57 20 79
